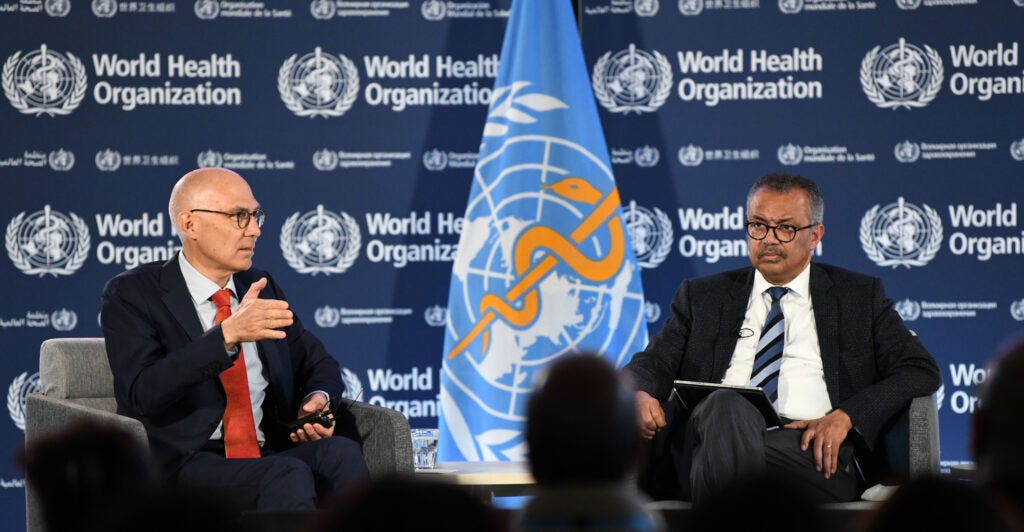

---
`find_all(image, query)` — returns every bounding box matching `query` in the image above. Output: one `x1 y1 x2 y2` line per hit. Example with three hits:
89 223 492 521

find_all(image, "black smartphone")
286 408 335 433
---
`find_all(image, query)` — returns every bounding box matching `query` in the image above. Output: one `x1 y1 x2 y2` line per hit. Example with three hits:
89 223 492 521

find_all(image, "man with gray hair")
101 167 368 512
625 172 940 504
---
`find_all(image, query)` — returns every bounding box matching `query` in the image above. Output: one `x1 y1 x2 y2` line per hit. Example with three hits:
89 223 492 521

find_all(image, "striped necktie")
749 286 788 410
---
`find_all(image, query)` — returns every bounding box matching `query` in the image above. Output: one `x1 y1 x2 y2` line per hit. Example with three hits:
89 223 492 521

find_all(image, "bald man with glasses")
101 167 369 512
625 172 940 504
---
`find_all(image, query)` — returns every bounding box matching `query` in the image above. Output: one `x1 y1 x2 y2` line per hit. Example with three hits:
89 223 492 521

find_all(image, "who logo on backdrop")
635 0 660 16
43 0 72 16
622 201 673 269
8 372 41 431
634 145 660 167
313 149 339 171
678 0 703 15
3 44 87 117
1009 138 1024 162
422 0 446 20
778 0 804 13
678 145 704 167
894 140 922 163
279 47 360 118
194 0 220 18
280 205 361 275
310 0 337 19
894 298 923 321
197 150 224 168
424 305 447 327
592 44 673 114
51 308 78 331
340 367 364 402
778 143 804 165
422 149 448 171
47 149 75 171
861 38 943 109
6 205 90 277
92 0 117 17
644 300 661 323
1010 298 1024 321
860 197 943 268
314 305 341 328
95 149 123 171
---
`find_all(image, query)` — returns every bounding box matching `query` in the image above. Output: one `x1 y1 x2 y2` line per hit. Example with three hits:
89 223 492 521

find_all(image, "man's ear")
177 211 196 239
809 223 824 250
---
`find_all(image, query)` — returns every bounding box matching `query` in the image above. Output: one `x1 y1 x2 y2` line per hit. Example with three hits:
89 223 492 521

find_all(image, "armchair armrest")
25 393 149 450
907 394 940 476
333 400 414 478
24 393 151 532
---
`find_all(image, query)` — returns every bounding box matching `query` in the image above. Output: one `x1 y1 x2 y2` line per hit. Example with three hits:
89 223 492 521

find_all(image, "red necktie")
212 289 261 459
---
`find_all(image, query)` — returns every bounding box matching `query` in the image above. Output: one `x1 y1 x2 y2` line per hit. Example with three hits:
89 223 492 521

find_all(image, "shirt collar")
753 262 812 300
178 252 237 305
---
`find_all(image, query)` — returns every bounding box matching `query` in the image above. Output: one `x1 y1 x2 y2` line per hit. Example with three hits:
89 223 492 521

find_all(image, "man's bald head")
169 167 250 240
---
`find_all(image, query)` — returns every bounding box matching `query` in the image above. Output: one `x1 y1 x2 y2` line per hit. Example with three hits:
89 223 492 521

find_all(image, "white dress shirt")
179 252 269 445
721 263 832 420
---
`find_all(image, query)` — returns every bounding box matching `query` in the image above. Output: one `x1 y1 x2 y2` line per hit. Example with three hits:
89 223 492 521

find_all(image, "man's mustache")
758 246 787 259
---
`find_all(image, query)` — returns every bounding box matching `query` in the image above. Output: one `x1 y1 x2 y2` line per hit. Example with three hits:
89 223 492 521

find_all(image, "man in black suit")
625 172 940 503
101 167 369 512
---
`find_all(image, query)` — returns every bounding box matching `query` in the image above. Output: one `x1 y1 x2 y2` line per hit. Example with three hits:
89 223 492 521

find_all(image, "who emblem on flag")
438 0 648 462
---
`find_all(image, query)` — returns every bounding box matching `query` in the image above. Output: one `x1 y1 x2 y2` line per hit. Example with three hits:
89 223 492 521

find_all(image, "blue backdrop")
2 0 1022 526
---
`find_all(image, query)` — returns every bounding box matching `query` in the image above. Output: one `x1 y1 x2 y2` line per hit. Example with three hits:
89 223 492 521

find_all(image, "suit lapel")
810 264 841 405
711 269 754 380
159 254 205 341
235 272 289 408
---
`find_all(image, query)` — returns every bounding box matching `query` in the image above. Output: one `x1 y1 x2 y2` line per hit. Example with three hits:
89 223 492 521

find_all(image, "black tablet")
672 380 783 427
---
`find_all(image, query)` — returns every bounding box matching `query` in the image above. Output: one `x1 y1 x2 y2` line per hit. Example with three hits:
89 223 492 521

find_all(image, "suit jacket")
624 262 940 452
100 254 344 474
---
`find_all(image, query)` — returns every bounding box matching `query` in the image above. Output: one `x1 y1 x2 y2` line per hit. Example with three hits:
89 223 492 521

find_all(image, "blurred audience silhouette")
21 419 241 532
859 332 1024 532
972 331 1024 529
689 472 826 532
512 354 665 531
861 475 1010 532
310 475 503 532
21 420 157 532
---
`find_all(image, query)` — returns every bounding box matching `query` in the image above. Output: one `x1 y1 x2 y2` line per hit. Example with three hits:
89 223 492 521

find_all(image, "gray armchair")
25 337 414 532
867 393 941 483
822 393 940 507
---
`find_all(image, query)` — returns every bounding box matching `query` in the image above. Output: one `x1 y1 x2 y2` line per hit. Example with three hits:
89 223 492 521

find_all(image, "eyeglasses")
744 221 817 243
190 208 266 229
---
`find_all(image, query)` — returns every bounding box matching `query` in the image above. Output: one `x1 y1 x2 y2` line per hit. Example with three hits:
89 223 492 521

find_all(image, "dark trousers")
674 389 859 505
174 436 370 511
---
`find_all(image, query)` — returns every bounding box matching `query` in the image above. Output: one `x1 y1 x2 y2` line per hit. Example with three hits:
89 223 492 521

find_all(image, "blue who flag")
438 0 649 462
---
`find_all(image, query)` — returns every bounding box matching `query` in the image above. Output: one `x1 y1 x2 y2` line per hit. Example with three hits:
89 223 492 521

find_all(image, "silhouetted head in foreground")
972 332 1024 527
526 354 638 485
20 420 157 532
311 475 502 532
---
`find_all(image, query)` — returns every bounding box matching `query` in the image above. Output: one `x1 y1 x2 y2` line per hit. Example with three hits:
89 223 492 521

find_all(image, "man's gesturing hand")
220 277 293 347
636 390 667 440
784 408 853 479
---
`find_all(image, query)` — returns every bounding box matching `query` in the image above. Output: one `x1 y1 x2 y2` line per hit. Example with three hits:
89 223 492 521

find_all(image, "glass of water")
411 428 439 470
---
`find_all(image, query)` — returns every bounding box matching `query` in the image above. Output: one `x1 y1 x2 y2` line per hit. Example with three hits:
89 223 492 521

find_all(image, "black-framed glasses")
744 221 817 243
190 208 266 229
